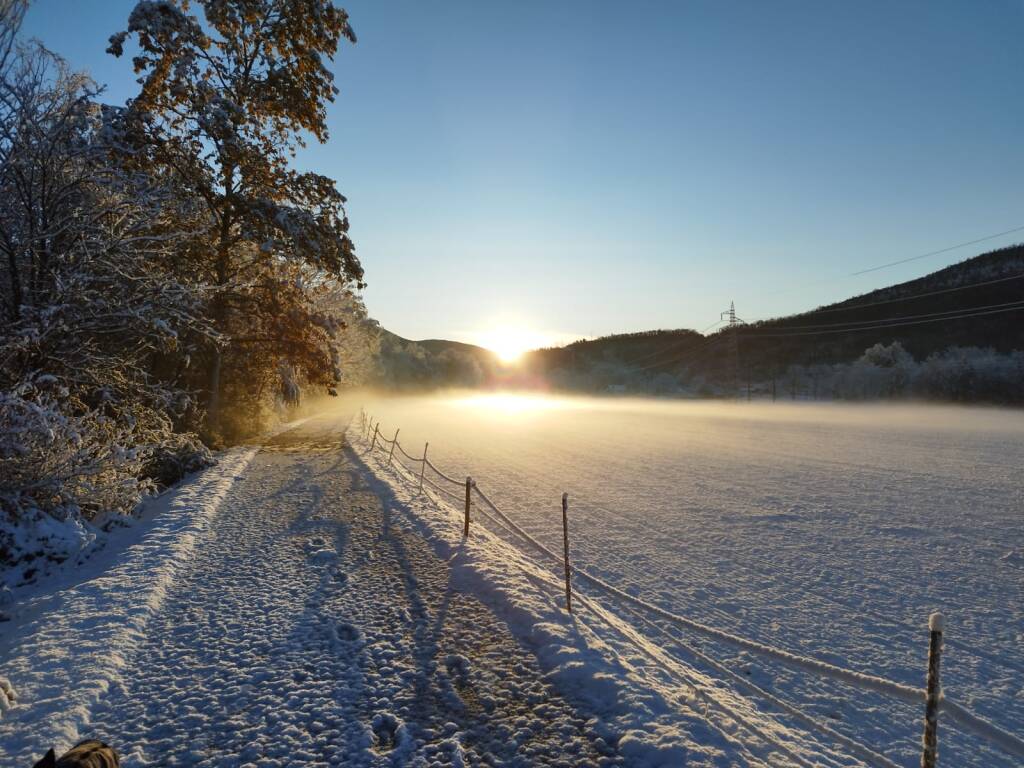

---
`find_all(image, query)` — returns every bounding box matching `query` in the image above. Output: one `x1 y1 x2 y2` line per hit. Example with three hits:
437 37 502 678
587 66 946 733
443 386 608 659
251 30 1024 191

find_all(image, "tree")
318 280 380 387
108 0 363 437
0 13 214 532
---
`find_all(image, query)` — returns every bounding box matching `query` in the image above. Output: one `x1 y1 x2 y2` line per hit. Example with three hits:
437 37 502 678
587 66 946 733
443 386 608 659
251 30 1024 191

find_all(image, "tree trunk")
207 346 222 436
5 247 20 320
207 179 234 437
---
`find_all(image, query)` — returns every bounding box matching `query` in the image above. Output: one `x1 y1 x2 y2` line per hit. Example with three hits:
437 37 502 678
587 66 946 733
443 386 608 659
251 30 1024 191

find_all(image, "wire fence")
355 409 1024 767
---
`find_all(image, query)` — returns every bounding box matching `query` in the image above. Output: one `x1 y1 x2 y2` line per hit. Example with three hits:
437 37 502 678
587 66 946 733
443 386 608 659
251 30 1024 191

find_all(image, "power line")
745 224 1024 311
748 298 1024 332
791 272 1024 316
630 332 731 373
742 303 1024 338
622 328 718 367
850 226 1024 276
624 318 731 369
628 267 1024 365
628 286 1024 372
600 253 1024 373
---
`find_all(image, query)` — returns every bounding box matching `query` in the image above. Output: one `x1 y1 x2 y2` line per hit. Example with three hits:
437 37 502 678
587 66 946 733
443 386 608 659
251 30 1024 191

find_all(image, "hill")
739 243 1024 371
519 243 1024 400
373 329 503 389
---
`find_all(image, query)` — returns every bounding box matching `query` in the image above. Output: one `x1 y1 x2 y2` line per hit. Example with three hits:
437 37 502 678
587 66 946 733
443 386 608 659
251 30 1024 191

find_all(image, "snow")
355 392 1024 767
353 420 868 766
0 509 99 591
0 447 256 762
6 419 698 767
3 399 1020 766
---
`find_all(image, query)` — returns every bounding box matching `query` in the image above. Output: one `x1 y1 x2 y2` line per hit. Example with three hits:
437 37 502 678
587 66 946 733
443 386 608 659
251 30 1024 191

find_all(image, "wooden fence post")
419 442 429 491
562 492 572 613
921 612 944 768
369 423 379 452
387 428 400 464
463 477 472 536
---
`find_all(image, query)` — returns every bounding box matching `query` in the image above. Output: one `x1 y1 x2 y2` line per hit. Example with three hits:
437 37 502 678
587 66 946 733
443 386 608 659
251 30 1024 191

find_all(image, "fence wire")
395 440 424 463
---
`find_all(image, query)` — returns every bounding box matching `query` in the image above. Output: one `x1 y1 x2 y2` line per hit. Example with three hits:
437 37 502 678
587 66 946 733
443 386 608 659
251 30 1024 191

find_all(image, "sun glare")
478 326 546 364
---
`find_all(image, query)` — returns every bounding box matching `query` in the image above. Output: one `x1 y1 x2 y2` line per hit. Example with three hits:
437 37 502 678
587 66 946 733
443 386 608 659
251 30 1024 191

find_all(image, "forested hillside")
521 244 1024 402
372 330 502 390
739 243 1024 371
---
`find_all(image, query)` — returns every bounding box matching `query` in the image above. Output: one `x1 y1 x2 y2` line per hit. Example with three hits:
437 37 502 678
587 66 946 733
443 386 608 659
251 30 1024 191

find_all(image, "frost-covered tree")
318 281 380 387
107 0 363 437
0 8 214 571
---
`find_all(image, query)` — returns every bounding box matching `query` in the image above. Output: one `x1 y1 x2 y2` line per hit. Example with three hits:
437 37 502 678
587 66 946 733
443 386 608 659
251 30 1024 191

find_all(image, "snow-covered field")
355 392 1024 767
3 397 1020 767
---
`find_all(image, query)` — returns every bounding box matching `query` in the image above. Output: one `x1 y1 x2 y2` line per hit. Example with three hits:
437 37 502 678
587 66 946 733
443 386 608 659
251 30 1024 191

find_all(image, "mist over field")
350 391 1024 766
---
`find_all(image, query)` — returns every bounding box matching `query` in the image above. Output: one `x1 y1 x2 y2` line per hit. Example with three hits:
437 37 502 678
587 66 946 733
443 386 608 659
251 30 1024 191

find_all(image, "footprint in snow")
335 621 361 643
444 654 471 684
1001 550 1024 569
371 712 404 753
307 544 338 564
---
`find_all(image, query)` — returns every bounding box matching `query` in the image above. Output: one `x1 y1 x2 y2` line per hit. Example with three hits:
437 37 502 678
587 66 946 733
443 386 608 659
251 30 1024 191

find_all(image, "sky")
23 0 1024 351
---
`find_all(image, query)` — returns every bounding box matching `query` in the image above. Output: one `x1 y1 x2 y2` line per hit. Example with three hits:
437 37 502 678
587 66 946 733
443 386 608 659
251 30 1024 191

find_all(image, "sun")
478 326 546 364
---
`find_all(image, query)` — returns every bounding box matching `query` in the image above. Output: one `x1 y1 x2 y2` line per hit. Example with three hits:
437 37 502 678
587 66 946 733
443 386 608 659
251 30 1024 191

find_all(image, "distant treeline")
514 244 1024 404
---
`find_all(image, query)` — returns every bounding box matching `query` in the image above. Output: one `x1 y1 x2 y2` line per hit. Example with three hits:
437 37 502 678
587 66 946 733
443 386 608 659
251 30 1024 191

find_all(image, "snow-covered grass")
0 447 255 760
353 425 838 767
3 399 1019 766
355 392 1024 767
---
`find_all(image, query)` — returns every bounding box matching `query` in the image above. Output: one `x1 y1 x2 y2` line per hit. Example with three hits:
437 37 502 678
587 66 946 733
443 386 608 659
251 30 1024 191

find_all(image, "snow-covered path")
71 420 620 767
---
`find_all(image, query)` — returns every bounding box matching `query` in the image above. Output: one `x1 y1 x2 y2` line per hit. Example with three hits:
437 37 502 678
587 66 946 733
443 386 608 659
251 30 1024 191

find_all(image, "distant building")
606 384 627 394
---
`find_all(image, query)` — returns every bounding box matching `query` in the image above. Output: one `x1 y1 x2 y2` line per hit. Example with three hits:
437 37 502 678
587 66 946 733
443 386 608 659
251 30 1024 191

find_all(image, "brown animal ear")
32 748 57 768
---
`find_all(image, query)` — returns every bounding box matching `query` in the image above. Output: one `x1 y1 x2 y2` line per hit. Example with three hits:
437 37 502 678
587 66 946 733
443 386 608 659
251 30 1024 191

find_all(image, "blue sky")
24 1 1024 348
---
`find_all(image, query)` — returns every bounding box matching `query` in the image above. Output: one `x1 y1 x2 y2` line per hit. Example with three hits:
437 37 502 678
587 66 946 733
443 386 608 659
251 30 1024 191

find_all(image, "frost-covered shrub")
777 343 1024 404
0 391 158 522
917 347 1024 403
142 432 213 489
851 342 917 398
0 501 98 588
0 385 214 581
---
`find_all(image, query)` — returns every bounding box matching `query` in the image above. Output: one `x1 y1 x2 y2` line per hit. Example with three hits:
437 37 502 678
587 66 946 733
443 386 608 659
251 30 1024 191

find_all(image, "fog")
327 390 1023 764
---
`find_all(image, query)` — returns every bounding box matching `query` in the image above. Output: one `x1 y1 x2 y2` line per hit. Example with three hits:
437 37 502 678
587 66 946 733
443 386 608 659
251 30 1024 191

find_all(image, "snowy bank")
0 447 256 761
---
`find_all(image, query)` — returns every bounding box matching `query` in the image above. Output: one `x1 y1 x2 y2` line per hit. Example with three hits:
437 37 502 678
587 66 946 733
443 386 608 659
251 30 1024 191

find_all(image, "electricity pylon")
720 301 746 398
